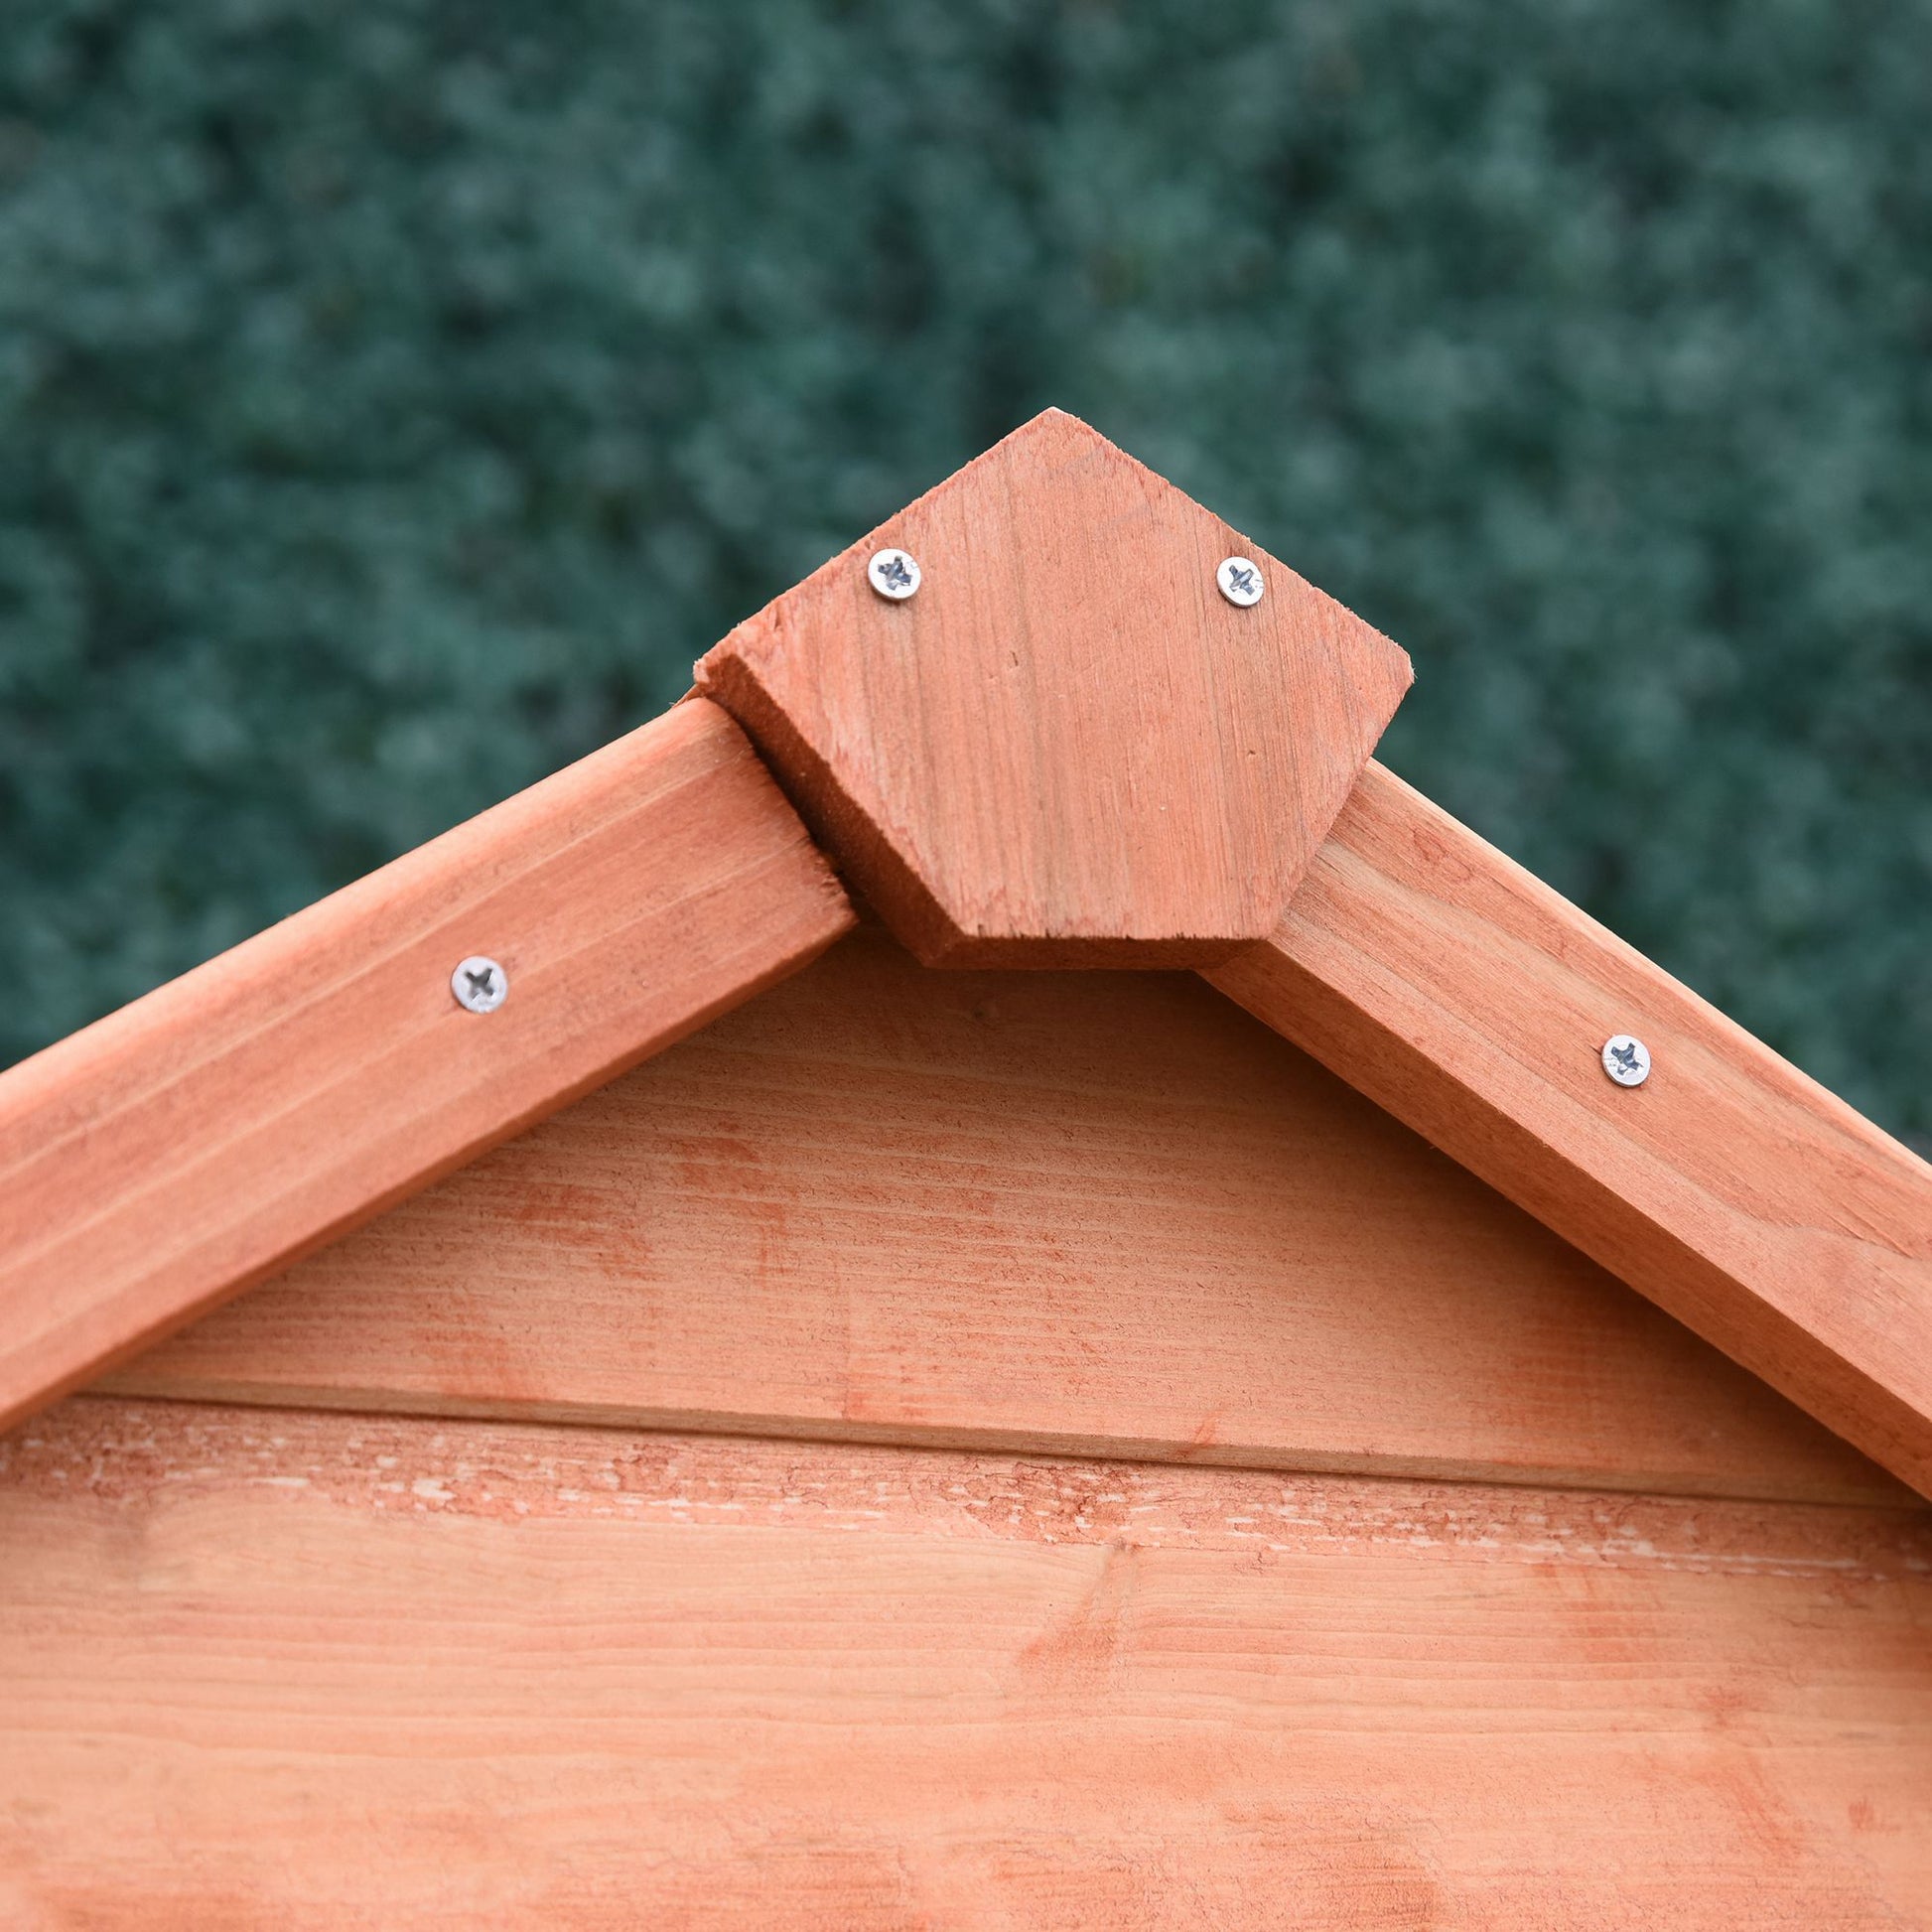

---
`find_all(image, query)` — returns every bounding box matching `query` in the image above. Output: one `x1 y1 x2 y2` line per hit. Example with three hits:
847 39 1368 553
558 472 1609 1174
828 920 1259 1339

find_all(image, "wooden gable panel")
3 1397 1930 1926
106 927 1908 1508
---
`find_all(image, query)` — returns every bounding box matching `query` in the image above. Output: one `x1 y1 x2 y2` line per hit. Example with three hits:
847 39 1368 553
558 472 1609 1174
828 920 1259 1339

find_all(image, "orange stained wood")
695 408 1412 967
4 1396 1931 1927
1206 760 1932 1501
0 698 853 1436
109 925 1911 1509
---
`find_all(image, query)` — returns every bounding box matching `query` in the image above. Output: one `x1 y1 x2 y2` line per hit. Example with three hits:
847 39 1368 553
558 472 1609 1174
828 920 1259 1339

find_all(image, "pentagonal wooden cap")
695 409 1412 967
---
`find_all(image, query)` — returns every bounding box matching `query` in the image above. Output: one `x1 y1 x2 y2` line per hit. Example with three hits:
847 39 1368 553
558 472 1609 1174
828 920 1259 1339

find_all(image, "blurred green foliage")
1 0 1927 1147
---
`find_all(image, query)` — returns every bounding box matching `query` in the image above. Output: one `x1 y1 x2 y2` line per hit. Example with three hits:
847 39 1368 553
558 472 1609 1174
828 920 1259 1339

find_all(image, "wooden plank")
0 698 853 1435
695 408 1412 966
1205 760 1932 1501
107 925 1912 1507
4 1396 1930 1926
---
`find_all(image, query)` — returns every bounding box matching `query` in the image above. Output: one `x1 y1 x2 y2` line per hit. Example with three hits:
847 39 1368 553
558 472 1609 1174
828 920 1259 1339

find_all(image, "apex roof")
3 410 1928 1499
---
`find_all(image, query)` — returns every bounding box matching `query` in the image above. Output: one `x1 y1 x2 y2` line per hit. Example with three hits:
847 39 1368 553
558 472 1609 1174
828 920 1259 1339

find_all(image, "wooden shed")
3 410 1929 1925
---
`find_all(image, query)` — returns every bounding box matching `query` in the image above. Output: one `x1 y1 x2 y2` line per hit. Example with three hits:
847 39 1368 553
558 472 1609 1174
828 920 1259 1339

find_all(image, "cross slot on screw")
452 956 508 1015
868 548 921 601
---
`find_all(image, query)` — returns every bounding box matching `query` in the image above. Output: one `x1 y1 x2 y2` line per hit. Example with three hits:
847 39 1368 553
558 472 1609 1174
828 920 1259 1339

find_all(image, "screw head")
452 956 508 1015
1216 556 1265 608
867 548 921 601
1601 1035 1651 1087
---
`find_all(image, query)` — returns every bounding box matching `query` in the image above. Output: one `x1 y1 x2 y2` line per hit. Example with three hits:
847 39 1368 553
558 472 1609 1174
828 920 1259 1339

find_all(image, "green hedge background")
3 0 1928 1149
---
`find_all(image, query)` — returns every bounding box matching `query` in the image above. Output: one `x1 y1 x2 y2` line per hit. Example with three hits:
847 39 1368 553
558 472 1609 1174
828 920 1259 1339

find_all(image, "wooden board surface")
4 1395 1930 1928
1205 761 1932 1501
108 925 1910 1508
0 698 853 1436
696 408 1412 965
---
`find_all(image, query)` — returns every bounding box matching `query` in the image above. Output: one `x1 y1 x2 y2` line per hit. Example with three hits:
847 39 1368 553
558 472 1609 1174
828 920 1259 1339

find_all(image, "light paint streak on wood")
2 1397 1929 1927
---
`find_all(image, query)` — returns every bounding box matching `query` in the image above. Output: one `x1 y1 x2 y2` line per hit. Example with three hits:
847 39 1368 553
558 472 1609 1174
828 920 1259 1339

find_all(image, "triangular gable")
2 411 1927 1501
104 921 1904 1511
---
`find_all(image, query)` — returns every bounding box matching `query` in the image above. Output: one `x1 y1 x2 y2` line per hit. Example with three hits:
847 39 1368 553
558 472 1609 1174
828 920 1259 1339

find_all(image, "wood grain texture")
108 925 1912 1508
1206 759 1932 1501
695 408 1412 966
0 698 853 1436
4 1396 1931 1928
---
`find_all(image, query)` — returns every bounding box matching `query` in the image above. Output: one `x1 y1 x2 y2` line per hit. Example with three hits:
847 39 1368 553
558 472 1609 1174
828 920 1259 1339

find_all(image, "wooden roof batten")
1 407 1929 1510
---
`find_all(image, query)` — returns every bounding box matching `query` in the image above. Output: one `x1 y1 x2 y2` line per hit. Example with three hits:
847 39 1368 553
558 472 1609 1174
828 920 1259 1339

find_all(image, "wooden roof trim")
1205 759 1932 1499
0 698 853 1435
696 409 1412 966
